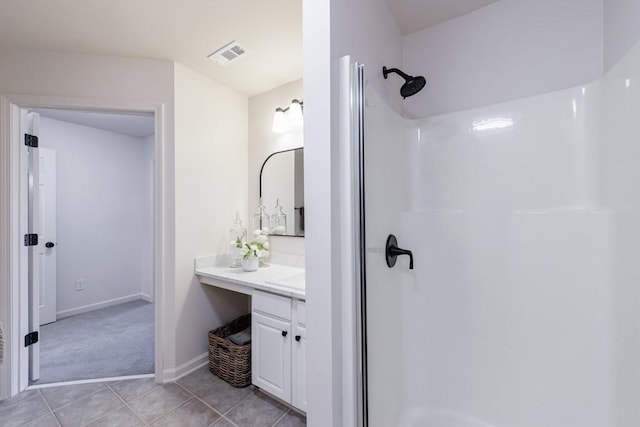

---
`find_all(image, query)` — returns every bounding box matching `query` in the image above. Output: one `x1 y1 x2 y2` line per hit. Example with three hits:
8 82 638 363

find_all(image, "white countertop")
195 255 306 300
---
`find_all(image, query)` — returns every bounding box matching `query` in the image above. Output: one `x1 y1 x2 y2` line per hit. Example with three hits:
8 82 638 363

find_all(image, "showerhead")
383 66 426 99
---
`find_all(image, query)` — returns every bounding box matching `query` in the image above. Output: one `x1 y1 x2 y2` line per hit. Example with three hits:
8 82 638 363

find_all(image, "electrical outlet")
75 279 85 291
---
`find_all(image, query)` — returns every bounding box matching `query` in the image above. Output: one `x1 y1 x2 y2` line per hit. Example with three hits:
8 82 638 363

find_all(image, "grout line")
142 385 195 425
173 382 225 419
221 389 257 417
271 408 290 427
173 380 247 426
104 382 150 426
42 384 109 413
69 387 126 427
218 415 241 427
36 389 62 427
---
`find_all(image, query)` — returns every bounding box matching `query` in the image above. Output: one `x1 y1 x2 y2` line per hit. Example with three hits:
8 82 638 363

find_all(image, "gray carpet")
33 299 154 384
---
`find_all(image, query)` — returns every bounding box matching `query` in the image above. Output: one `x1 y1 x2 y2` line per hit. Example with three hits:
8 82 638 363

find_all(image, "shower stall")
347 2 640 426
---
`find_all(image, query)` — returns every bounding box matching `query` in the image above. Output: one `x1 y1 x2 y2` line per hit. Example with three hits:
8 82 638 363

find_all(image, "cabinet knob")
295 335 301 342
282 330 288 337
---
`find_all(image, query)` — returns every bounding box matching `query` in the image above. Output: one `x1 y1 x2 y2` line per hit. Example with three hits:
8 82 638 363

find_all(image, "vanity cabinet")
252 290 306 412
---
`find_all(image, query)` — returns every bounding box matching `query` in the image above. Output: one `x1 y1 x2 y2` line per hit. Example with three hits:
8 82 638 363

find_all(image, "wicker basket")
208 314 252 388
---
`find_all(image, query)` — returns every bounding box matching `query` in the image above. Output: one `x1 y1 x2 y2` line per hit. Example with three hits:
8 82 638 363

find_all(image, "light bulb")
272 108 287 133
288 99 303 128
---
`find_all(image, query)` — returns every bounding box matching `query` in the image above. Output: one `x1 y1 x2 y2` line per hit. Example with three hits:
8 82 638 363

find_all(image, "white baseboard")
162 352 208 383
141 293 154 303
56 293 146 319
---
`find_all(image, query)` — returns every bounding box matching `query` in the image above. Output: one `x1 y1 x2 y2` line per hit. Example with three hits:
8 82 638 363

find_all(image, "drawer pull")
282 330 288 337
295 335 301 342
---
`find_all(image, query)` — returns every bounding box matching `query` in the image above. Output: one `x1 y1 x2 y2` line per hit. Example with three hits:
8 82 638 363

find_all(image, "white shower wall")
365 6 640 427
601 38 640 427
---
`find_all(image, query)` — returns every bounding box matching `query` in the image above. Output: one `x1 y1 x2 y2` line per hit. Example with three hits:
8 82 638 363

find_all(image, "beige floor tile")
151 397 221 426
108 378 159 402
22 413 60 427
128 383 191 423
210 418 236 427
0 394 50 427
54 388 123 427
199 381 254 414
41 382 107 410
176 366 221 397
225 392 288 427
0 389 40 410
274 410 306 427
86 405 145 427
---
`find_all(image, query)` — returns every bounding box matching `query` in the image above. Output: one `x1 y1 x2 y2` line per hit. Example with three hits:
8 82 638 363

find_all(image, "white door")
252 312 292 402
24 111 41 382
37 148 56 326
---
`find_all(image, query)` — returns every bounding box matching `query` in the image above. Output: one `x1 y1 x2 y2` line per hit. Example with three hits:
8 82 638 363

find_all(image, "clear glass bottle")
252 198 271 235
229 212 246 267
271 199 287 235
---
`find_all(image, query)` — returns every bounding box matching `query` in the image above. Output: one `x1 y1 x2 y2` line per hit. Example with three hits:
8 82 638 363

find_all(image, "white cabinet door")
252 311 292 402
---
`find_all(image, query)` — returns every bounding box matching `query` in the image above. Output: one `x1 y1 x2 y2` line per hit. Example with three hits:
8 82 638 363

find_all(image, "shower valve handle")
385 234 414 270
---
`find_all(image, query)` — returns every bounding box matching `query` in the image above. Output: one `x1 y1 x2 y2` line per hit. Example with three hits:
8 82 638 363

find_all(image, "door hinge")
24 331 39 347
24 234 38 246
25 134 39 148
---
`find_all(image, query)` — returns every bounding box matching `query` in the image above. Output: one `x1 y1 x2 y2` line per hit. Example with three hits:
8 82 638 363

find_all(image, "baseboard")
162 352 208 383
141 293 154 303
56 293 145 319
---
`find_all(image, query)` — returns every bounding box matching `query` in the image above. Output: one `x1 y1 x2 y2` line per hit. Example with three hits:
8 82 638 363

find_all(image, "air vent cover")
208 41 248 65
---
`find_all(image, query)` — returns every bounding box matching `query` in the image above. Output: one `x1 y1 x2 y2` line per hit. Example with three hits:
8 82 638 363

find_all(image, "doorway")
29 109 155 385
25 108 156 385
0 95 166 395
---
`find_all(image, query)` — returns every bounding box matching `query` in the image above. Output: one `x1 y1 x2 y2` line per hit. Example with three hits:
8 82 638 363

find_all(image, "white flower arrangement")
236 229 270 259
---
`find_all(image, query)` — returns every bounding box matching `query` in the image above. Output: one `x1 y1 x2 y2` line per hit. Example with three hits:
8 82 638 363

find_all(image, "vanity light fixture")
272 99 304 133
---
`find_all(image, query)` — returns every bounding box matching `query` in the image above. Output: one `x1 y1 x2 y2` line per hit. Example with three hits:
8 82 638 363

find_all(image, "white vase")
242 256 259 272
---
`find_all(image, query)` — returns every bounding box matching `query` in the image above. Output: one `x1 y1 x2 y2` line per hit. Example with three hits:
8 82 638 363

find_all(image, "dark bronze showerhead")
383 66 426 99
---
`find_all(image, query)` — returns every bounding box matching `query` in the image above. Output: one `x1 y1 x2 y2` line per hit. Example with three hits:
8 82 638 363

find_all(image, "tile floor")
0 367 306 427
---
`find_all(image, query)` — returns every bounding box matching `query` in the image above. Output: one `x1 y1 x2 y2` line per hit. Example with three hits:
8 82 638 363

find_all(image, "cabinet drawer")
253 290 292 320
294 300 306 327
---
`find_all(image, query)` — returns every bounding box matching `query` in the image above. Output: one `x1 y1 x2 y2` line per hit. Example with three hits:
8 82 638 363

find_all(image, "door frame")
0 94 166 395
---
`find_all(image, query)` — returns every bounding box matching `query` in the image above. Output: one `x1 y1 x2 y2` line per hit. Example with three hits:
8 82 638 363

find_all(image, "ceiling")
33 109 155 138
0 0 302 97
0 1 496 96
387 0 499 35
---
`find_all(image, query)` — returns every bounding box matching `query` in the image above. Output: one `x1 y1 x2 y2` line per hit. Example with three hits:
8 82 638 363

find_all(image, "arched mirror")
259 148 304 237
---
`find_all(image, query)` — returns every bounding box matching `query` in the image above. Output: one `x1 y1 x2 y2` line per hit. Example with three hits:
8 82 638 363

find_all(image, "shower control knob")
385 234 414 270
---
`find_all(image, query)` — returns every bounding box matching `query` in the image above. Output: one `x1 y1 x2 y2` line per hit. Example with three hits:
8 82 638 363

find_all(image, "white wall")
601 1 640 424
304 0 403 425
173 63 250 368
403 0 604 118
39 117 153 316
248 79 305 262
0 48 252 383
0 46 178 374
604 0 640 69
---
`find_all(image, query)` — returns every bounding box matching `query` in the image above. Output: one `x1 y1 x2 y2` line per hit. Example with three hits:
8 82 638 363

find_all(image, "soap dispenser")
271 199 287 235
252 198 271 235
229 212 247 268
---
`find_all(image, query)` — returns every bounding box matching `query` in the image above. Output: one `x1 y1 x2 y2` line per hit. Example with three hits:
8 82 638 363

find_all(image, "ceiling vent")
208 41 248 65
